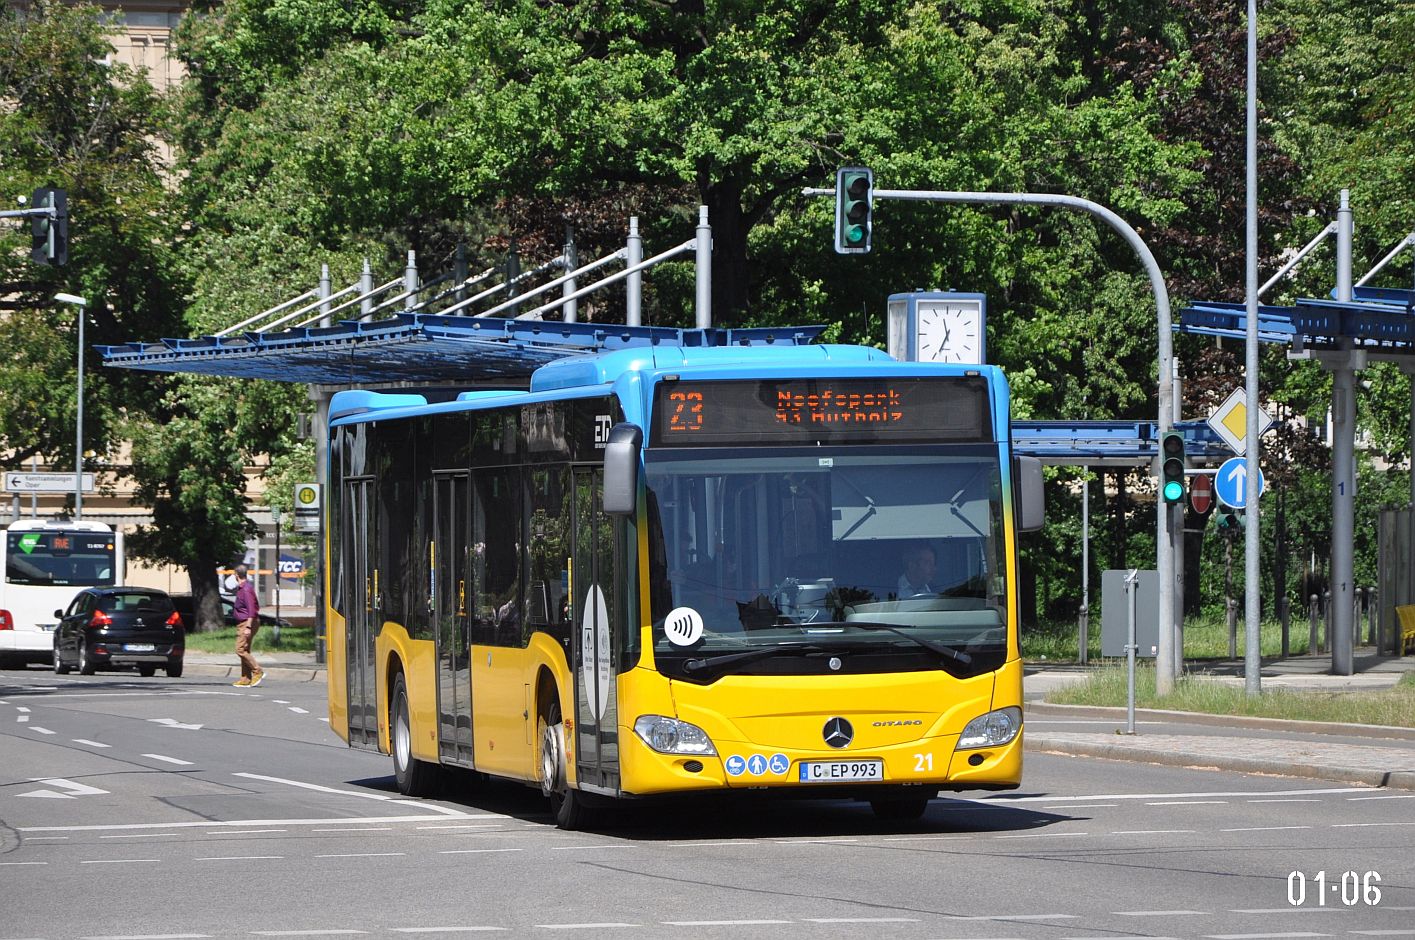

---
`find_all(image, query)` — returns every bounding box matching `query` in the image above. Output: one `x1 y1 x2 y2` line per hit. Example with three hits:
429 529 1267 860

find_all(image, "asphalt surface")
182 646 1415 792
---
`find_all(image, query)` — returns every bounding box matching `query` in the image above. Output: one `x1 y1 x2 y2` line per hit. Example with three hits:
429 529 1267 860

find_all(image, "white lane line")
27 726 55 735
1114 911 1208 917
1220 826 1312 833
20 814 474 833
947 914 1078 921
196 856 285 861
81 935 212 939
1203 934 1331 939
215 830 287 836
80 859 160 865
16 706 29 712
534 925 640 931
312 827 391 832
995 832 1088 839
806 918 920 924
101 833 179 839
0 860 48 866
389 929 509 934
22 836 68 841
990 786 1375 803
1045 804 1119 809
663 921 791 927
232 772 481 817
142 754 194 766
417 825 503 830
73 739 112 748
274 700 291 704
1231 909 1351 914
1347 794 1415 801
313 853 406 858
550 845 634 851
1248 799 1320 803
439 849 523 855
17 714 29 722
288 707 309 714
1331 822 1415 828
251 933 367 937
1063 936 1179 940
881 835 971 842
1111 830 1196 835
666 841 742 847
1147 800 1228 805
1350 932 1415 936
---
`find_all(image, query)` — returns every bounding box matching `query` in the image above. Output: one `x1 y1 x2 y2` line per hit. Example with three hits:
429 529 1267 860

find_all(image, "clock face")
916 302 983 364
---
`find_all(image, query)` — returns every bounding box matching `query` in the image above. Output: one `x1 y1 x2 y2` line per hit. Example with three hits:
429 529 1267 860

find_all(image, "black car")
168 593 292 632
52 587 185 677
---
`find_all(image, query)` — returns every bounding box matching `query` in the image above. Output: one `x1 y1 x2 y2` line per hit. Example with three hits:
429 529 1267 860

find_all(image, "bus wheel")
78 639 96 676
538 699 590 830
53 644 70 675
870 796 931 821
391 672 437 797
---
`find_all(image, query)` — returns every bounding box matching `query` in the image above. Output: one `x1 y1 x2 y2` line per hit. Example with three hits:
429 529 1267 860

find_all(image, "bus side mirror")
603 423 643 515
1015 455 1044 532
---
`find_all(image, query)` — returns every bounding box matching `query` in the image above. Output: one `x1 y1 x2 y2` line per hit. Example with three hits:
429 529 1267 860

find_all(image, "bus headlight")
956 706 1022 749
633 715 717 755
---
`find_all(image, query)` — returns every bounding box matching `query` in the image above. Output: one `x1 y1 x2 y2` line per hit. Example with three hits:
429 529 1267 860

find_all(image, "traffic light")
30 187 68 266
1160 430 1186 504
1216 505 1245 531
834 167 873 254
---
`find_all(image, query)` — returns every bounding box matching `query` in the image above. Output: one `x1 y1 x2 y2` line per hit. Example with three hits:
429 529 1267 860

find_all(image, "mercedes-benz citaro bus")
0 519 124 668
323 342 1043 828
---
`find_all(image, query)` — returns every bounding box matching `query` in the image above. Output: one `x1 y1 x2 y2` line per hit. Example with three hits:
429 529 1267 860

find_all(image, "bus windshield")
645 445 1008 682
5 529 116 587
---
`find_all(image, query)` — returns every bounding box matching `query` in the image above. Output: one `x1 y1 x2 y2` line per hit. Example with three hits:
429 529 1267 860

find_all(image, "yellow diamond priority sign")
1207 387 1273 457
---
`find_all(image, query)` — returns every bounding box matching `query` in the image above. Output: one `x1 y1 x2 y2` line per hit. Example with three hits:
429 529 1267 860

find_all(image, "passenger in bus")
896 542 938 598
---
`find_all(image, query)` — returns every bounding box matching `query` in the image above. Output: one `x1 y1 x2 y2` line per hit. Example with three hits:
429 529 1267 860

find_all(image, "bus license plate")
126 643 155 652
798 760 883 783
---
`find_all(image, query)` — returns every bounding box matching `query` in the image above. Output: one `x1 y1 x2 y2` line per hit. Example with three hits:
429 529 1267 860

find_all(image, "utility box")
1101 569 1159 658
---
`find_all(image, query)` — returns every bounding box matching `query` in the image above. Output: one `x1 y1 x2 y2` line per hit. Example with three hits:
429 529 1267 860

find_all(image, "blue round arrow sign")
1214 456 1265 510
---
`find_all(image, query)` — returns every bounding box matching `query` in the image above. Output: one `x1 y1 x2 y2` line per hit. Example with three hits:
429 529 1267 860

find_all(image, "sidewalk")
184 650 324 683
1025 650 1415 791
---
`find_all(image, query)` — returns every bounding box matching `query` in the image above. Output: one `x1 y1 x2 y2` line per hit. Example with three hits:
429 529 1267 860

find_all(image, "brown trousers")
235 618 261 678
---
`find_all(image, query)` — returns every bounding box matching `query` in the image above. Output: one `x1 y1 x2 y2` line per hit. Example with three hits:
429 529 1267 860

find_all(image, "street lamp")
54 293 87 519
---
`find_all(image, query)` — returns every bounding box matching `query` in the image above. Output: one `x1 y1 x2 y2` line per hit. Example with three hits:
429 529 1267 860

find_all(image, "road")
1 668 1411 939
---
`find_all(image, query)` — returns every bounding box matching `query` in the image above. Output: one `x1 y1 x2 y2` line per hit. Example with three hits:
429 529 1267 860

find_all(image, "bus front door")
344 478 378 749
572 468 619 794
434 473 474 767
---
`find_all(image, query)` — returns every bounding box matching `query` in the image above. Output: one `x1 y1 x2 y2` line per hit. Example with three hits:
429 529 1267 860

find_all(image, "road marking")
16 706 29 712
289 707 309 714
665 841 743 847
389 929 509 933
534 925 640 931
81 935 213 939
1203 934 1331 939
1221 826 1312 833
1248 799 1320 803
313 853 406 858
251 933 367 937
0 861 48 866
663 922 791 927
1350 932 1415 936
196 856 286 861
1147 800 1228 805
439 849 523 855
550 844 634 851
1063 936 1179 940
148 718 202 730
1331 822 1415 828
80 859 160 864
881 835 971 842
233 772 483 817
1045 803 1118 809
1347 794 1415 801
1111 830 1196 835
947 914 1078 921
417 825 503 830
216 830 288 835
991 787 1376 804
101 833 179 839
27 726 55 735
995 832 1088 839
16 714 28 722
312 827 391 832
142 754 194 766
73 739 111 748
20 814 504 833
1114 911 1207 917
274 700 291 704
806 918 920 924
19 777 109 799
1232 909 1350 914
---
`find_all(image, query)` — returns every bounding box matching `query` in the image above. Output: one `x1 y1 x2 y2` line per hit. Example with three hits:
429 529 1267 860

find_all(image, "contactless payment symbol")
725 755 746 777
768 753 789 775
747 754 767 776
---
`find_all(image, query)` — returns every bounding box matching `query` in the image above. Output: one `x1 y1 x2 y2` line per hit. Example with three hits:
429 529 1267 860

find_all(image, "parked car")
169 593 292 632
52 587 185 677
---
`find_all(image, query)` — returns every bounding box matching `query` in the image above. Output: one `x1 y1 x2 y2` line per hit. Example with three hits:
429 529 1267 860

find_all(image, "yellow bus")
323 342 1042 827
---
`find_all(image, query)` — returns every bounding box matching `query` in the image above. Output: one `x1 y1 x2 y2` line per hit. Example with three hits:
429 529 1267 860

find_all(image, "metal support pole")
404 250 419 310
359 260 374 321
1079 475 1090 665
695 206 712 329
454 243 469 304
1242 0 1262 694
1124 568 1139 735
626 217 643 327
506 241 521 318
1173 360 1185 677
319 264 332 328
1309 593 1319 654
310 386 331 666
1330 190 1357 676
562 226 578 323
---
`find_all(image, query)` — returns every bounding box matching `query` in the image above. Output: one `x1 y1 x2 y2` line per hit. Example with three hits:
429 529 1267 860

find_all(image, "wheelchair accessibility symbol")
767 753 790 775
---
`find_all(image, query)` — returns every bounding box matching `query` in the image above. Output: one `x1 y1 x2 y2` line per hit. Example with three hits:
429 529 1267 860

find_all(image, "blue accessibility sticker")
747 754 768 776
767 753 790 775
725 755 746 776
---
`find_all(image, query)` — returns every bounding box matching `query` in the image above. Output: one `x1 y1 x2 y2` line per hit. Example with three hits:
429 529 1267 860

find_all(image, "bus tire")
390 672 437 797
538 698 590 830
869 796 931 821
53 644 70 675
78 639 96 675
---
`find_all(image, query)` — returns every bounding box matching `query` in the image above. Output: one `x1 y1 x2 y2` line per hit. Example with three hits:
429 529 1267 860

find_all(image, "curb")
1024 731 1415 792
183 662 325 683
1026 701 1415 742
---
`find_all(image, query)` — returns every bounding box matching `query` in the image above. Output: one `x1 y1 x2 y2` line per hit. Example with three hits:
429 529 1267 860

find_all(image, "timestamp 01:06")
1288 870 1381 907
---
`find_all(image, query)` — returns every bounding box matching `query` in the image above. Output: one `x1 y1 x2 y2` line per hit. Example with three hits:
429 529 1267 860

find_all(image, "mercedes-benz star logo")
822 717 853 749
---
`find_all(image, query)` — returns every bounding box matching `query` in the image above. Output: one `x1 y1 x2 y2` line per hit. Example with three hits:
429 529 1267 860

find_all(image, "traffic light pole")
803 184 1179 690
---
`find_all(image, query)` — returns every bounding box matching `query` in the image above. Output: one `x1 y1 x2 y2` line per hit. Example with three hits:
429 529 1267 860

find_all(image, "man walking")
232 563 264 687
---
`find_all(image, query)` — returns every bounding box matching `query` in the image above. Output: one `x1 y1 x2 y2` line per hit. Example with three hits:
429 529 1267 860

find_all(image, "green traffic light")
1163 480 1184 502
845 225 865 244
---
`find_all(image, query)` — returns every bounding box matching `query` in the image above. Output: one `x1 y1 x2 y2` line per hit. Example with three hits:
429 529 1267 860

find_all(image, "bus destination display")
652 378 990 446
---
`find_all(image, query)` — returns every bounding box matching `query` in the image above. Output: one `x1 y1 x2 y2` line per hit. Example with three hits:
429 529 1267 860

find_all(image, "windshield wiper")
802 621 973 665
681 642 831 674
